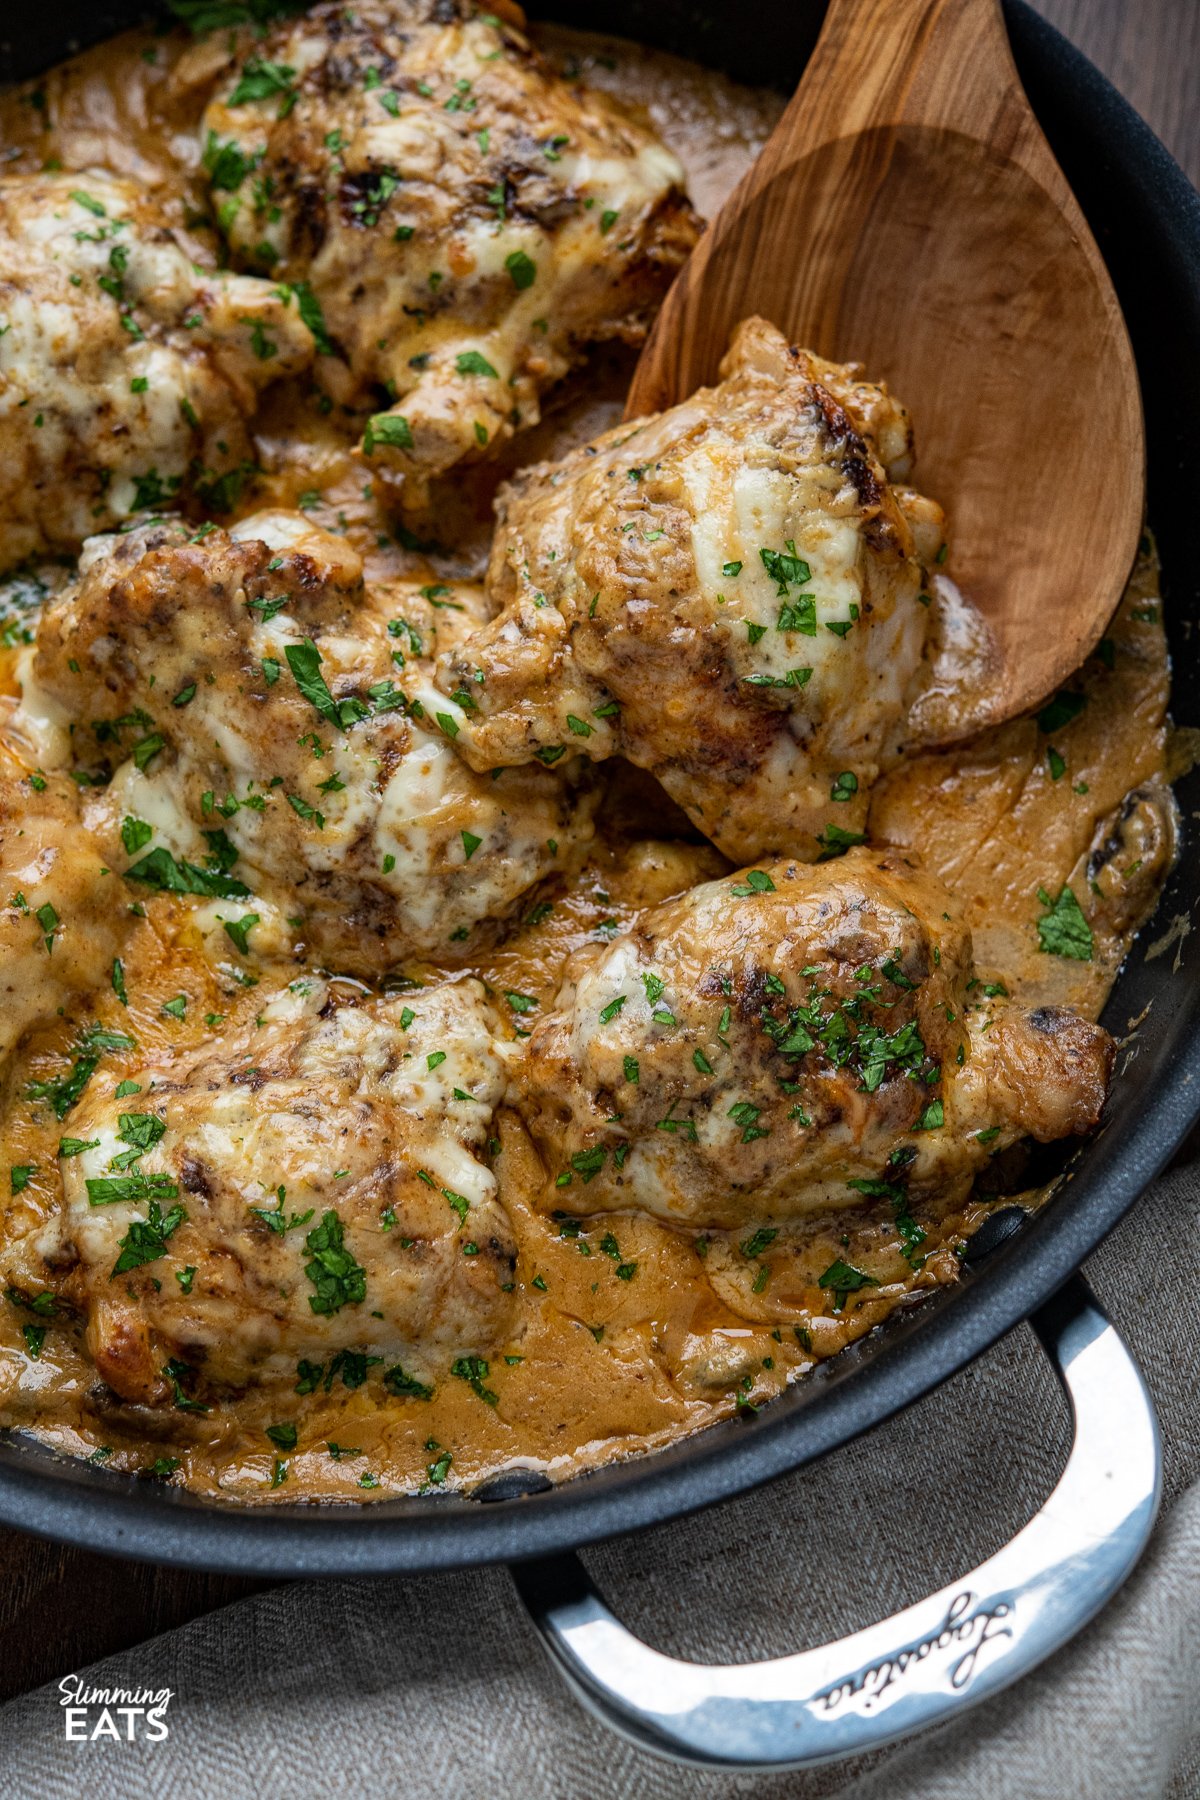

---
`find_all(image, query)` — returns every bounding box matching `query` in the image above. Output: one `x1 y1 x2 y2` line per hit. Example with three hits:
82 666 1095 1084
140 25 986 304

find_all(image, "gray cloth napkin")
2 1150 1198 1800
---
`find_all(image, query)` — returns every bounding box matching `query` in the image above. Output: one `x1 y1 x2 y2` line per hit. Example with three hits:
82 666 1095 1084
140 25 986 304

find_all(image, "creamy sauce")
0 18 1173 1504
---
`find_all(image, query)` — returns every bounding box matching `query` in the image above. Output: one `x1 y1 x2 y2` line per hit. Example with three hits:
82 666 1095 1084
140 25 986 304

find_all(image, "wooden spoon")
625 0 1144 741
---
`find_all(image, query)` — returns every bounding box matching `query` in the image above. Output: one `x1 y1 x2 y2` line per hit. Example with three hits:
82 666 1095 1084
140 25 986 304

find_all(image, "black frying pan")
0 0 1197 1767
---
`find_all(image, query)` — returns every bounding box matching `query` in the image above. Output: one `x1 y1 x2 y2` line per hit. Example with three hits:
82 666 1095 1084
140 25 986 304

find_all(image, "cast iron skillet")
0 0 1197 1766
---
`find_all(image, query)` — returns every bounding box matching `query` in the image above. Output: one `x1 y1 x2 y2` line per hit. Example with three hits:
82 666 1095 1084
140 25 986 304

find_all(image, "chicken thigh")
436 319 944 862
0 169 314 571
22 512 589 972
198 0 697 505
518 848 1113 1231
15 975 515 1404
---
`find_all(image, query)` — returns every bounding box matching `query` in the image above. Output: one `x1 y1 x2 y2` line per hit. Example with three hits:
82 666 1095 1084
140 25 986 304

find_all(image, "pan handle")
510 1274 1161 1770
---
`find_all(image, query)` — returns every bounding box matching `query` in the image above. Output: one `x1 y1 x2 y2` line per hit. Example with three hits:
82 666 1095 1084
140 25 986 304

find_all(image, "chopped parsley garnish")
294 1358 324 1396
291 279 333 355
818 1257 879 1312
777 595 816 634
1036 884 1093 960
728 1099 770 1142
249 1192 314 1236
364 413 414 454
759 967 935 1097
35 902 58 953
6 1286 55 1318
1036 690 1087 734
288 793 324 829
455 349 499 378
760 542 811 593
285 639 367 732
504 247 537 288
383 1363 434 1400
303 1211 366 1315
27 1025 136 1119
162 1357 209 1413
570 1146 607 1183
739 1227 777 1259
228 54 295 106
451 1353 498 1407
223 912 260 956
87 1171 178 1207
731 869 775 897
109 1197 187 1275
116 1113 165 1160
124 845 249 900
426 1448 453 1486
817 823 866 860
247 593 289 623
855 1019 928 1093
58 1136 99 1158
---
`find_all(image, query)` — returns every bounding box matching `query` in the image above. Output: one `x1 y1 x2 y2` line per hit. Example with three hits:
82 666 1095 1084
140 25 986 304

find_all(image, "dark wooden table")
0 0 1196 1705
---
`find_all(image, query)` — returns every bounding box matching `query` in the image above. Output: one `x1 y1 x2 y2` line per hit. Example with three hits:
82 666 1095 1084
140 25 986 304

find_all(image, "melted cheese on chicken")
198 0 698 507
437 319 942 862
25 513 592 971
15 975 515 1405
0 169 315 570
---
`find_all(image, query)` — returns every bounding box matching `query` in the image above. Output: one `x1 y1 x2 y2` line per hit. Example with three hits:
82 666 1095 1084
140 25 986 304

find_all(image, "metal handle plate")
511 1275 1161 1770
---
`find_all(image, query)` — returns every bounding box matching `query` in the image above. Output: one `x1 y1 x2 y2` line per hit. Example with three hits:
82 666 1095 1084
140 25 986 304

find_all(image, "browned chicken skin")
199 0 698 505
518 848 1113 1231
0 169 313 571
23 512 590 973
437 320 945 862
16 975 515 1403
